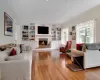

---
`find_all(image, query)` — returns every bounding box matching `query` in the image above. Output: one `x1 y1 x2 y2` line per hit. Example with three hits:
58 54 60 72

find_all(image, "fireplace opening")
38 38 50 48
39 40 48 45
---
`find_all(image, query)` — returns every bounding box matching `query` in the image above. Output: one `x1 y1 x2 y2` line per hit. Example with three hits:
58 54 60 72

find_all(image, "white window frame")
61 28 69 45
76 20 95 44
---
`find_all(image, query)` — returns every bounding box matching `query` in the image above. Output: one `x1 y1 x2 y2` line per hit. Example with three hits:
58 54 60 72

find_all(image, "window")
61 28 68 44
76 20 95 43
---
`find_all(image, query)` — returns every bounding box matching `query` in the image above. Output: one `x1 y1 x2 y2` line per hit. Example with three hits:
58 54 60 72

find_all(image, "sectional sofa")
70 43 100 69
0 45 32 80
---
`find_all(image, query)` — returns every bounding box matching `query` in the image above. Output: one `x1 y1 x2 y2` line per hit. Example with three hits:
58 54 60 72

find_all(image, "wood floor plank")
32 50 100 80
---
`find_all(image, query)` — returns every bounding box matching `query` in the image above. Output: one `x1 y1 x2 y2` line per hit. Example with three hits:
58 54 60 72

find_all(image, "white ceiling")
7 0 100 25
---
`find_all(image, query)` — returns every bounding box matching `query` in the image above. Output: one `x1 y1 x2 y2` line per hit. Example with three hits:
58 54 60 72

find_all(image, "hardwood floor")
32 50 100 80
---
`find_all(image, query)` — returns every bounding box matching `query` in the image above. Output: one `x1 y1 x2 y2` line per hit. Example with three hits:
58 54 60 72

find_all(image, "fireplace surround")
35 26 52 48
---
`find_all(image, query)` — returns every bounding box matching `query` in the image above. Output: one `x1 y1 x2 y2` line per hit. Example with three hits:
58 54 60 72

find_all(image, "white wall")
0 0 20 45
51 41 61 49
15 25 21 44
63 5 100 48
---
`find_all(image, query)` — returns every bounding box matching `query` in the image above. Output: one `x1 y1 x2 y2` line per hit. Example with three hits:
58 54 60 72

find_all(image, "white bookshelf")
22 25 35 41
51 28 61 40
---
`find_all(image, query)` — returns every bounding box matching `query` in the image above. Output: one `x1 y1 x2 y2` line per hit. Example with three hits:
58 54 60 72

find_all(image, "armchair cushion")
60 47 66 53
60 41 72 53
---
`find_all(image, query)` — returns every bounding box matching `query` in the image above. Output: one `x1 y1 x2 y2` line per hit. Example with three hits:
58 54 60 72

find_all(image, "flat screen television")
38 26 49 34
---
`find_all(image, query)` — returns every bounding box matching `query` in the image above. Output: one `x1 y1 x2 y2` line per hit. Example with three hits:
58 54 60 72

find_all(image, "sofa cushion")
0 51 8 61
7 54 27 61
9 48 16 56
86 43 98 50
96 43 100 49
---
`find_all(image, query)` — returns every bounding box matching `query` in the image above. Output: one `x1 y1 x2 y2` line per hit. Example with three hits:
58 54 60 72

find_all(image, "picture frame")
72 26 75 31
72 33 76 40
4 12 13 36
69 32 72 35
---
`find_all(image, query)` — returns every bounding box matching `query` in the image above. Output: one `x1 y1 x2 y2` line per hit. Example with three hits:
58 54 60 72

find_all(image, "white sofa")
71 43 100 69
71 50 100 69
0 47 33 80
84 43 100 69
84 50 100 69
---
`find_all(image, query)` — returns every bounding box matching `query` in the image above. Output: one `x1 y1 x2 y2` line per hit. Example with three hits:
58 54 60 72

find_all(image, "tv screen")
38 26 49 34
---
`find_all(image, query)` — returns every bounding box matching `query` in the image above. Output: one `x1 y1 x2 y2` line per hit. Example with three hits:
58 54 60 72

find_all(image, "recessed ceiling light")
46 0 48 1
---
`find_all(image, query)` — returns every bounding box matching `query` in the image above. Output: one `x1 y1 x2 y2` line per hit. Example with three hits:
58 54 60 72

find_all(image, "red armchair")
60 41 72 53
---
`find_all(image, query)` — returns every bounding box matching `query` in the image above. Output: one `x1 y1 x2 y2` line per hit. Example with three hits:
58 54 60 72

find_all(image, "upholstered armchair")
59 41 72 53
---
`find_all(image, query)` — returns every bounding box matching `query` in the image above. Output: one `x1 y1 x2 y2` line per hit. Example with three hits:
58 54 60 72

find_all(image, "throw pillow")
11 47 20 55
0 47 6 51
0 51 8 61
9 48 16 56
82 44 86 52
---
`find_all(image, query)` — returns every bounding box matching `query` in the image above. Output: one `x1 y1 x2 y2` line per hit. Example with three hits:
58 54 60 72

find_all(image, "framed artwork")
69 32 72 35
4 12 13 36
72 26 75 31
72 33 76 40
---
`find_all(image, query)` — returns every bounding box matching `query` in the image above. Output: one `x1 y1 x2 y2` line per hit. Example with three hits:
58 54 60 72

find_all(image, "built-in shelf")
51 27 61 40
22 25 35 41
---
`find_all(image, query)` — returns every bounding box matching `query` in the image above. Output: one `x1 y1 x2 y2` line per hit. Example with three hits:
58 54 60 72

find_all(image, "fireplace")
39 41 47 45
39 38 50 48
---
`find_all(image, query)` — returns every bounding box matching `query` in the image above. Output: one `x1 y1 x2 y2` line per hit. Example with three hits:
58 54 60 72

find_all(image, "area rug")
66 63 83 72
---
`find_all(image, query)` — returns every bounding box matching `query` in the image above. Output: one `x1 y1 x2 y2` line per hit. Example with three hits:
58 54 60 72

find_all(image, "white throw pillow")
6 48 11 55
15 46 20 55
0 51 8 61
7 54 27 61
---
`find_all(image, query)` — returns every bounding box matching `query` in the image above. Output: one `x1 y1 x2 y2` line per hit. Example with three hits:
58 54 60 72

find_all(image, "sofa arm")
0 60 31 80
84 50 100 69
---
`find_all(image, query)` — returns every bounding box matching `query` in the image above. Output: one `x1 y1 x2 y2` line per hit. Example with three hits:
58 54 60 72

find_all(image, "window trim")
76 20 95 44
61 28 69 45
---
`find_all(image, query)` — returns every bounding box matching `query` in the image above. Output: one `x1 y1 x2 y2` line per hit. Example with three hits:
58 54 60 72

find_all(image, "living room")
1 0 100 80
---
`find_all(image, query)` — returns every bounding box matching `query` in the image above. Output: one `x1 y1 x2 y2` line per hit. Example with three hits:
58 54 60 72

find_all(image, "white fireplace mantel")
35 34 52 48
35 25 52 48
